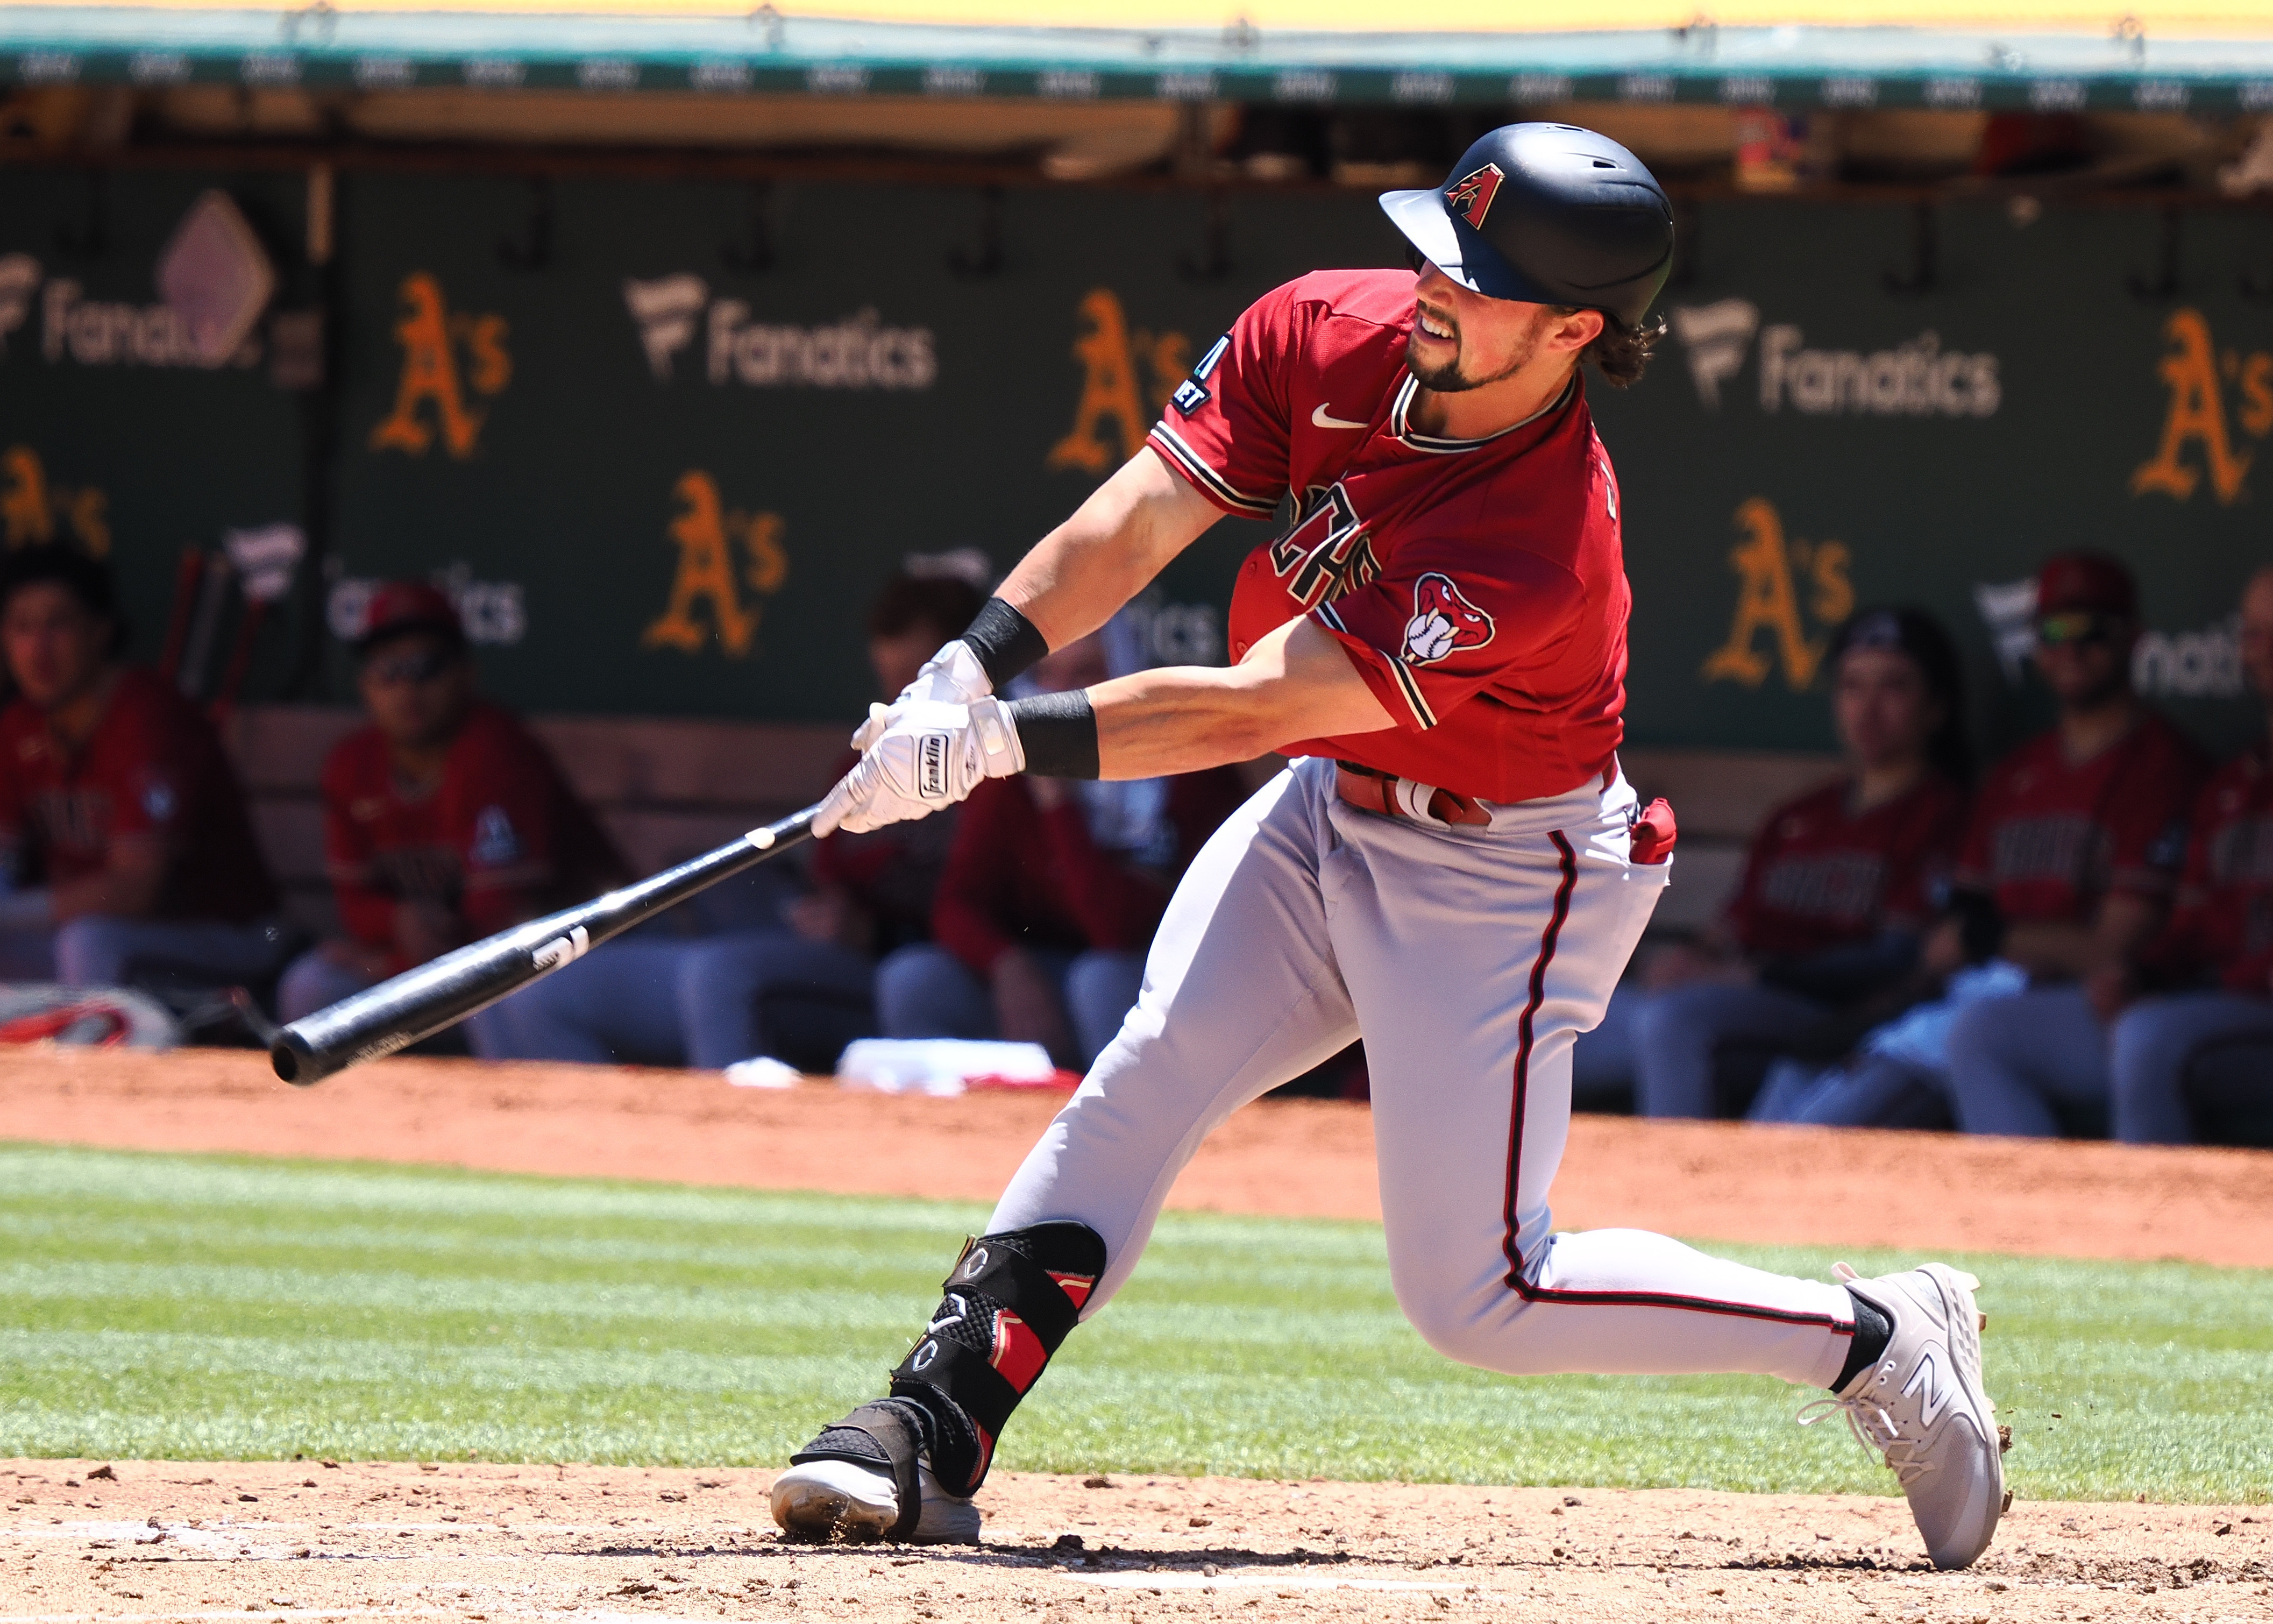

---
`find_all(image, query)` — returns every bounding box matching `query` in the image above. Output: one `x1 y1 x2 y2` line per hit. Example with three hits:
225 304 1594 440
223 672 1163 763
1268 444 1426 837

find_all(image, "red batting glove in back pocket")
1629 798 1678 866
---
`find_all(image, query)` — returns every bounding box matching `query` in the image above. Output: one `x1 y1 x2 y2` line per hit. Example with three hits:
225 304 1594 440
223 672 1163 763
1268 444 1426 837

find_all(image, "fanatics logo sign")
1444 164 1505 230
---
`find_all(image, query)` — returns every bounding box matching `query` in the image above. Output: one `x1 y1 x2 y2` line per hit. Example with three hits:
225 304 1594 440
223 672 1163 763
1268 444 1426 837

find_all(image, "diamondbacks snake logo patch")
1403 573 1496 664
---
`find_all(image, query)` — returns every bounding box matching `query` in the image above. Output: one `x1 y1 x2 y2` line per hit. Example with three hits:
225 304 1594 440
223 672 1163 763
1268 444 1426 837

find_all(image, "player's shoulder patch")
1169 334 1229 417
1401 572 1496 665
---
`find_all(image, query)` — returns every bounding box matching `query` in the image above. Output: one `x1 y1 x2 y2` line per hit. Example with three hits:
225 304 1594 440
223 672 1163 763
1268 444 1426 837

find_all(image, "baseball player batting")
770 124 2007 1570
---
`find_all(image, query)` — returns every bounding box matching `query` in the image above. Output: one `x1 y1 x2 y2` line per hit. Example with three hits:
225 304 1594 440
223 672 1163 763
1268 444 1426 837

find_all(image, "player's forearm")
52 844 166 921
2002 895 2160 980
1086 619 1393 781
995 450 1220 651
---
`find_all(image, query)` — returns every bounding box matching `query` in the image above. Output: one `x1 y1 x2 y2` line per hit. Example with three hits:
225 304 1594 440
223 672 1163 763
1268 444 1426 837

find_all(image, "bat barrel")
271 806 816 1086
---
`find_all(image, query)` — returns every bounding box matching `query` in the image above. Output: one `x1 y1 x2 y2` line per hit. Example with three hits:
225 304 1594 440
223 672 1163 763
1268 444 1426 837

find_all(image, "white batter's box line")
1068 1571 1479 1593
0 1611 794 1624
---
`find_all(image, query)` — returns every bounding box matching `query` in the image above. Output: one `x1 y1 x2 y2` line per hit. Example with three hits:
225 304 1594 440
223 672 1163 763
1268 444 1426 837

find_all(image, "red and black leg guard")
888 1221 1105 1495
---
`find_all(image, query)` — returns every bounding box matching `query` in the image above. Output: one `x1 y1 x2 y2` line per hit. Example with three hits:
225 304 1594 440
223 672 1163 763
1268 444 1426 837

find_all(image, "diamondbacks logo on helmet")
1444 164 1506 230
1403 573 1496 664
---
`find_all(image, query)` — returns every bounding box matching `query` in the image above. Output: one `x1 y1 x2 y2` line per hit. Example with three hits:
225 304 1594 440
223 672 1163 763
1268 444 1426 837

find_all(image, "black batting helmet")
1380 123 1674 329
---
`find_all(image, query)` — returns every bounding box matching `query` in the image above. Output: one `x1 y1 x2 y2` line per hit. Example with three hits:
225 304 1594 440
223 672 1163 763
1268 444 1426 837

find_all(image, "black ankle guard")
889 1221 1105 1494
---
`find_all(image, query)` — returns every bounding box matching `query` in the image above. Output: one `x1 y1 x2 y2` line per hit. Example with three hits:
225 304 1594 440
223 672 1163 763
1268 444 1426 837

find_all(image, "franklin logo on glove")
917 734 952 799
814 696 1029 837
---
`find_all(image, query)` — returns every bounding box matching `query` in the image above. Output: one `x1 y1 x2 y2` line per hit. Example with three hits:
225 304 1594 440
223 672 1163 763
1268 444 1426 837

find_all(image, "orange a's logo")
2131 308 2271 506
1444 164 1505 230
370 273 512 460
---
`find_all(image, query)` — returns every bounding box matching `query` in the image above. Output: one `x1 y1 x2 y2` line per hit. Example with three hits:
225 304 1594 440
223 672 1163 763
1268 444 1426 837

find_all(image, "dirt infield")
1 1458 2266 1624
4 1047 2271 1622
0 1046 2267 1266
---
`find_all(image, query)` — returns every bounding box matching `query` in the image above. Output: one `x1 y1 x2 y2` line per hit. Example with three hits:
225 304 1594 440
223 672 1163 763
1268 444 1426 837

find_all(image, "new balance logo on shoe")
1903 1349 1957 1429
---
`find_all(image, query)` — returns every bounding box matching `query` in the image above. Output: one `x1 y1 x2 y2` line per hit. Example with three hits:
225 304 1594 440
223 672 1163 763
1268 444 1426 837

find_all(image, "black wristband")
960 598 1050 689
1007 690 1100 780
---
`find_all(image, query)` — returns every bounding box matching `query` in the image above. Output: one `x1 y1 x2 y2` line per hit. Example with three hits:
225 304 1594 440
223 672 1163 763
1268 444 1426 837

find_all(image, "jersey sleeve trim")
1146 423 1278 519
1313 605 1438 731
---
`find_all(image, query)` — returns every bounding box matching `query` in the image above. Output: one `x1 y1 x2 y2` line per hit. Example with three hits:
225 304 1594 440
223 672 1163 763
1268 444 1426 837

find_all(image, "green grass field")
1 1143 2264 1504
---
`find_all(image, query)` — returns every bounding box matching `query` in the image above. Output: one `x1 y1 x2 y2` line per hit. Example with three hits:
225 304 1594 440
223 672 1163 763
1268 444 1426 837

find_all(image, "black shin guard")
887 1221 1106 1495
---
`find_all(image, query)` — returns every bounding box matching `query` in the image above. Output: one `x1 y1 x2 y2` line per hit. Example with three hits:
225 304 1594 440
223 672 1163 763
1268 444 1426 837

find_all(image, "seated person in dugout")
0 544 287 990
1574 608 1971 1118
1759 551 2208 1131
875 630 1248 1070
488 568 984 1072
275 581 626 1052
1982 563 2273 1145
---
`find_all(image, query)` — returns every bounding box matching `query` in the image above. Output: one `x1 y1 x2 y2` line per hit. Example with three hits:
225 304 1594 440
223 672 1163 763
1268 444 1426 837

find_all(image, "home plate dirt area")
1 1050 2270 1623
2 1460 2268 1624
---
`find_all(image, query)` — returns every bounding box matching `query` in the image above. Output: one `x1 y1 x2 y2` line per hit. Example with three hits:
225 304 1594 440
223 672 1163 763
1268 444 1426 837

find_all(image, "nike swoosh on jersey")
1311 404 1369 430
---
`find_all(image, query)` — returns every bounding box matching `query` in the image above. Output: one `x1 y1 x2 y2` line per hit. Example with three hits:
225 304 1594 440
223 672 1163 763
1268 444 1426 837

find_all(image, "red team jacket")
322 702 623 967
1953 713 2206 927
1148 270 1629 804
1724 774 1969 959
0 667 277 921
934 771 1247 976
2148 744 2273 996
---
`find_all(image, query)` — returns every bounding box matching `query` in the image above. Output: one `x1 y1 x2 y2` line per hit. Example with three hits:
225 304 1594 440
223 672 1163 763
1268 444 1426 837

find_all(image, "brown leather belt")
1333 762 1491 828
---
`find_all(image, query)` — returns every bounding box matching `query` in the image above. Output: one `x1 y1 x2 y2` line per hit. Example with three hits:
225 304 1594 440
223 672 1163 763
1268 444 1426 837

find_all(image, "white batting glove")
851 639 992 751
815 697 1026 836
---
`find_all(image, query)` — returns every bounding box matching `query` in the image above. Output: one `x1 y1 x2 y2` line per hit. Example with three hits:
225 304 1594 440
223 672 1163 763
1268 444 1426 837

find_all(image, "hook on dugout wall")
1667 196 1703 289
721 180 777 274
1178 191 1232 282
2128 207 2183 301
948 186 1004 279
498 177 554 273
2241 212 2273 304
1883 201 1939 296
54 168 110 259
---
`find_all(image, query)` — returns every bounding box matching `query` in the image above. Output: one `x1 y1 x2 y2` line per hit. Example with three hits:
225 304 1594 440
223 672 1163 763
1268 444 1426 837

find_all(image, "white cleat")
1803 1261 2008 1571
769 1455 980 1545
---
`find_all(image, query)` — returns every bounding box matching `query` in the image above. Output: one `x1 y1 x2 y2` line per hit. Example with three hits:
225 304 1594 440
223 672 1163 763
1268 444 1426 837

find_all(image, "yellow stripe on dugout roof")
10 0 2273 29
9 0 2273 108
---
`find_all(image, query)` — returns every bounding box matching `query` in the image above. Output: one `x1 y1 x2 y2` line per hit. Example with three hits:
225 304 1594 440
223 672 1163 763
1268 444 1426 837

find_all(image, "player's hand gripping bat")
269 805 819 1087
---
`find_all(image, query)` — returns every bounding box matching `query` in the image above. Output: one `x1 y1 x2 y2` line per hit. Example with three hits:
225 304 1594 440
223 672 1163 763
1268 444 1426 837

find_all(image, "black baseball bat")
271 804 820 1087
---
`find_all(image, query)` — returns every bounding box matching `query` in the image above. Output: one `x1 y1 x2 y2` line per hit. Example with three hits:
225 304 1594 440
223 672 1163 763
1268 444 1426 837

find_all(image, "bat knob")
270 1030 322 1086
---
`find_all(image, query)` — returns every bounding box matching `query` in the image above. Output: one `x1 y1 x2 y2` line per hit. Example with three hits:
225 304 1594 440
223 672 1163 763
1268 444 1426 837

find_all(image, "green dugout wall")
2 163 2270 756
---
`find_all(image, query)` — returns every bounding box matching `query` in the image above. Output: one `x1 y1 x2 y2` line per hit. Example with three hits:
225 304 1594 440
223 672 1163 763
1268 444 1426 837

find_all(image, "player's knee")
51 915 124 987
1402 1306 1496 1368
1941 998 2014 1075
2106 1005 2182 1104
875 944 980 1038
1388 1278 1517 1371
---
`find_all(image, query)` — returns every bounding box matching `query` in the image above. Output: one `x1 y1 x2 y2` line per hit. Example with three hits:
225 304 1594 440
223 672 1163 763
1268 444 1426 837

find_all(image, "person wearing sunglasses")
274 581 625 1048
1932 551 2209 1136
2012 564 2273 1144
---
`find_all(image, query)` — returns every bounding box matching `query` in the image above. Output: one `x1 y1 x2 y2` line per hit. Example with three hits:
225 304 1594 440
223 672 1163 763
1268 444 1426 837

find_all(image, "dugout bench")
221 711 2271 1143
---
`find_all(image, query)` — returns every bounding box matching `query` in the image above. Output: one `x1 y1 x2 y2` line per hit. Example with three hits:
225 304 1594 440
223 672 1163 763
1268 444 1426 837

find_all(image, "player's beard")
1404 311 1545 394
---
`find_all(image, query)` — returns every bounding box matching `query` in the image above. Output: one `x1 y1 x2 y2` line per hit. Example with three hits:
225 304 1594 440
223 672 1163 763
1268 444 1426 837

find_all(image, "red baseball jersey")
2150 745 2273 996
322 702 623 960
0 666 278 921
1953 712 2206 925
1724 772 1969 959
1148 269 1629 804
